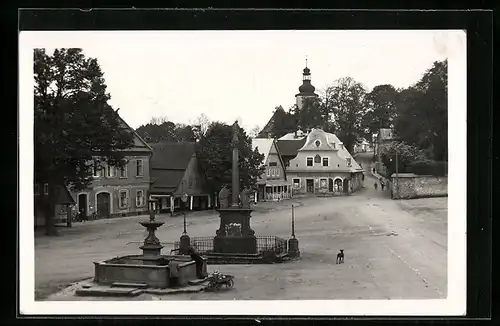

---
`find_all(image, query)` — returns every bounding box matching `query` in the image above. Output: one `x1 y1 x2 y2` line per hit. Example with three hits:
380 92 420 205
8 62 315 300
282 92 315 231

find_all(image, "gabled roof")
252 138 288 179
252 139 274 164
276 138 307 157
150 142 197 194
150 142 196 170
55 185 75 204
115 111 153 152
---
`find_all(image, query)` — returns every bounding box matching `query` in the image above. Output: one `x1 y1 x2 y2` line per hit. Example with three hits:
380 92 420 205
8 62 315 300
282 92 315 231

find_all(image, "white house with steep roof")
252 138 292 201
286 128 365 195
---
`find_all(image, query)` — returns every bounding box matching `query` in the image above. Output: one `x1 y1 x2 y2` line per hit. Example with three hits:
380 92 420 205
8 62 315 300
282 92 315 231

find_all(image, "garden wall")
390 173 448 199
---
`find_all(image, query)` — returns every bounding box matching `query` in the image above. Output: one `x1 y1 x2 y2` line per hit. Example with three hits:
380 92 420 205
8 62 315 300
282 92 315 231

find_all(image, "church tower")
295 58 319 110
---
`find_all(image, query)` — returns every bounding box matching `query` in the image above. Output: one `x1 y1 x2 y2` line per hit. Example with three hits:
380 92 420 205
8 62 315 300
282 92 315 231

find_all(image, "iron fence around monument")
173 236 288 255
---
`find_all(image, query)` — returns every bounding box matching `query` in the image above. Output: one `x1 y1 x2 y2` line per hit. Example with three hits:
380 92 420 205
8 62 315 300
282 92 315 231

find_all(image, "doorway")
78 193 88 218
343 179 349 193
96 192 111 218
328 178 334 192
334 178 343 192
306 179 314 193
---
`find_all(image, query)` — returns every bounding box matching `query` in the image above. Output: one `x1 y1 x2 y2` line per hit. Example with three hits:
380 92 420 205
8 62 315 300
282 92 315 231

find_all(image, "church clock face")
315 140 321 147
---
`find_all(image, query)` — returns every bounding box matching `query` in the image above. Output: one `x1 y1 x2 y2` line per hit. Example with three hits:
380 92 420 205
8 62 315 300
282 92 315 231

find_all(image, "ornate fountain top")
148 198 157 222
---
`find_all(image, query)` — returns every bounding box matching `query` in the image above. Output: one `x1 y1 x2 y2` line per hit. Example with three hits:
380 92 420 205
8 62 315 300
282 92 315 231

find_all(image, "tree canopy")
196 122 265 196
362 84 398 142
394 60 448 161
34 48 134 234
323 77 367 153
135 117 199 143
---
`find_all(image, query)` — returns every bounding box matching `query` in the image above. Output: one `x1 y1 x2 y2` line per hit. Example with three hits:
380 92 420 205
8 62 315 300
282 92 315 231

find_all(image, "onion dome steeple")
295 57 318 97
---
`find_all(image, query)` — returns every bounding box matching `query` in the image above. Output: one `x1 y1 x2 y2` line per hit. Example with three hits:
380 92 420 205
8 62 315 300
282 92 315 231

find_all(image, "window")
106 165 116 178
119 190 129 208
320 178 328 188
93 161 101 178
346 158 352 167
136 190 145 207
119 164 127 178
293 178 300 189
276 168 280 177
266 167 271 177
322 157 329 166
306 157 313 166
315 140 321 147
43 183 49 195
136 159 144 177
271 168 275 177
34 183 40 195
314 154 321 164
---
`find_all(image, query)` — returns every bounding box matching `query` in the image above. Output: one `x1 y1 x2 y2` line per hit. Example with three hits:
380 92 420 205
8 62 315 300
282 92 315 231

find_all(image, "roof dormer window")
315 140 321 147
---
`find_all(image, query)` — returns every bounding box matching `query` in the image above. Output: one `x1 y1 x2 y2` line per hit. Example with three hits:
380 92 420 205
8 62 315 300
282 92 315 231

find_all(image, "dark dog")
336 249 344 264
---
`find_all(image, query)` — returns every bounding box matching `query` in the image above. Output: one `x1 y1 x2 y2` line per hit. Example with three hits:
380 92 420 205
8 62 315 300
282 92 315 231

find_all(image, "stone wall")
390 173 448 199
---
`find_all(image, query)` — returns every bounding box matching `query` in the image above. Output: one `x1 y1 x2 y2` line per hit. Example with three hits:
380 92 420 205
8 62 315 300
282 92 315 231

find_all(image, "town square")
21 29 461 311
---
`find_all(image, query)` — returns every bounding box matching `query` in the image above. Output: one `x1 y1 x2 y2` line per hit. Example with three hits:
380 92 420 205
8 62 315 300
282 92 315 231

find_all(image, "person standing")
374 183 378 190
380 180 385 191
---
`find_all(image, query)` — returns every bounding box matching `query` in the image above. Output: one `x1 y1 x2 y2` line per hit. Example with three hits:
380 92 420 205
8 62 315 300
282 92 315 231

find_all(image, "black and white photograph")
19 28 466 316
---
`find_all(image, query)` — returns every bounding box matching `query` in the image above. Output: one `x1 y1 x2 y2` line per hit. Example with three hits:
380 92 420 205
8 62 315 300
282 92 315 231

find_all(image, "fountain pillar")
139 199 165 263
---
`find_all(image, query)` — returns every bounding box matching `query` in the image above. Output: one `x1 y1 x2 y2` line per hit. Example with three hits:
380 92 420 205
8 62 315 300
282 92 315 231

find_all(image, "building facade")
286 129 365 195
252 138 292 201
69 117 153 220
34 183 75 227
149 142 211 214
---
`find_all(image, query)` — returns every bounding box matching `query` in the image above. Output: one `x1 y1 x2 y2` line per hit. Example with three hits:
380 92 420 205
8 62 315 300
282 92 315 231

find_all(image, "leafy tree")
196 122 265 197
323 77 367 153
394 60 448 161
34 48 134 235
248 125 262 138
269 106 296 138
380 141 430 176
362 84 398 142
292 98 327 132
135 119 179 143
175 123 197 142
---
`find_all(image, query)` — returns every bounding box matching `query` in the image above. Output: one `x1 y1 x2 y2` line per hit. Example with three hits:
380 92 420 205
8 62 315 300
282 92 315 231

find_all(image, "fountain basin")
139 221 165 228
93 255 206 288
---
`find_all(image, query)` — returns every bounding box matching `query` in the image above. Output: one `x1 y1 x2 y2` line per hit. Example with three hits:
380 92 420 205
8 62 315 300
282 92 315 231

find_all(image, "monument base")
213 235 257 254
287 238 300 259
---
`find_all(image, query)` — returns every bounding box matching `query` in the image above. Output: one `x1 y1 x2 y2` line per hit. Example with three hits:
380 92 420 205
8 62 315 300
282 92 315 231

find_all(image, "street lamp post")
288 204 300 259
395 151 399 199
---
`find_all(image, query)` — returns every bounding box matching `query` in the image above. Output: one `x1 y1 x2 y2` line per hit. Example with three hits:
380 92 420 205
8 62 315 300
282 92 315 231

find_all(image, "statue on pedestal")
219 185 229 209
240 186 251 209
232 121 239 147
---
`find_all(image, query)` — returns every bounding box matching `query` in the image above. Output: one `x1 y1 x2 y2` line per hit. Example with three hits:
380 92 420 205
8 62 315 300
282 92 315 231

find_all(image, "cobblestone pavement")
36 169 447 301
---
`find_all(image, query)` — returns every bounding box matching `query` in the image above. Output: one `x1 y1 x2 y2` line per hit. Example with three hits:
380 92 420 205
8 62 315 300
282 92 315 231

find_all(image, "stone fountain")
89 199 207 291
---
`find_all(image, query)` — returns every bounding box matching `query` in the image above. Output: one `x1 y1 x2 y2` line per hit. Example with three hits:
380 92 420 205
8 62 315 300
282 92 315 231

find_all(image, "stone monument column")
231 121 240 207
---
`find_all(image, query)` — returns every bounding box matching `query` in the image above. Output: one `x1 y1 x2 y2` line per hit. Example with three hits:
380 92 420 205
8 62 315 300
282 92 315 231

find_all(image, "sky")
30 30 453 132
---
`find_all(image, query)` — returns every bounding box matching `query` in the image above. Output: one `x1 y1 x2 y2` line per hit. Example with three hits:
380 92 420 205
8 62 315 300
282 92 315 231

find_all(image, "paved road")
37 161 447 300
